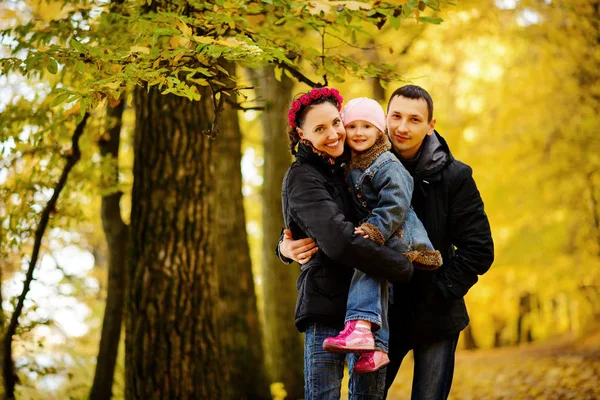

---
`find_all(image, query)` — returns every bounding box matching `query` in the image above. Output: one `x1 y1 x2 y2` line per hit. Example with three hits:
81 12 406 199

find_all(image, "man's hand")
279 229 318 264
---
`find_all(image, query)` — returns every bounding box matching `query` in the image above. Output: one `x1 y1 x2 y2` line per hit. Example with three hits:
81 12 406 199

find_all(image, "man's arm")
434 165 494 301
286 166 413 283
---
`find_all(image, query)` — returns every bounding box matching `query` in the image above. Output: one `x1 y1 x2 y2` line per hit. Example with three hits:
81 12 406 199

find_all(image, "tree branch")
276 62 327 88
2 112 90 400
224 98 265 111
204 83 225 138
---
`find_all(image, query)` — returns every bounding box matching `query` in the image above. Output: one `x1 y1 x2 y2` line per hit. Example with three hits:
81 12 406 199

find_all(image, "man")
279 85 494 399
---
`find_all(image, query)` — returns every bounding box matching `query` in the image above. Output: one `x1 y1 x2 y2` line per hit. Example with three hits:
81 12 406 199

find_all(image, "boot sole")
353 358 391 374
322 342 375 354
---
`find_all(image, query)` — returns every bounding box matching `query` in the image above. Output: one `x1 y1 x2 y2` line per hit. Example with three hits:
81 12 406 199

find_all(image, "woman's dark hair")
287 96 340 154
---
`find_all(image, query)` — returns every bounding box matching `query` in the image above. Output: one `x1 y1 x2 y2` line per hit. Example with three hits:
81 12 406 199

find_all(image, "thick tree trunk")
126 87 227 399
90 100 128 400
250 66 304 398
214 63 270 400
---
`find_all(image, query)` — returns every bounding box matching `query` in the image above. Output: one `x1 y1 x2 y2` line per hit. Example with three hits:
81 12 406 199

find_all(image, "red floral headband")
287 87 344 129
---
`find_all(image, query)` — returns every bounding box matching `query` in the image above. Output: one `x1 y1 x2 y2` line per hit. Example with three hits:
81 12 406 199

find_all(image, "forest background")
1 0 599 399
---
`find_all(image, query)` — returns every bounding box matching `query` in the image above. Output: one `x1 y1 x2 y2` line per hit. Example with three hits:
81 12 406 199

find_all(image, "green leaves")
50 92 72 108
419 16 443 24
0 0 455 108
46 57 59 74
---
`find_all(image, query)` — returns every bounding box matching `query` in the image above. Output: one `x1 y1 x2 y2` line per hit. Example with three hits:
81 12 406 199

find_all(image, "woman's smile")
325 139 342 149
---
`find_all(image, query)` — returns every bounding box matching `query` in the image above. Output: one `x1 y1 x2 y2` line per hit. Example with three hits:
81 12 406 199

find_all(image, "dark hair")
387 85 434 122
287 96 340 154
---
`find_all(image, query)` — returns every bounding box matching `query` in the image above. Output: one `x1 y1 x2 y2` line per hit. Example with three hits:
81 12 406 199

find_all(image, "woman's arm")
286 165 413 283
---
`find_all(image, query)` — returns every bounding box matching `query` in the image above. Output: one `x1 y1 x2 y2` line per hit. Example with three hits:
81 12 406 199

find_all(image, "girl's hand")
354 227 369 239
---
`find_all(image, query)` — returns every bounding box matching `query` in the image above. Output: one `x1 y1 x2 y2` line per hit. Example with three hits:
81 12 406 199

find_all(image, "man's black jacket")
390 131 494 347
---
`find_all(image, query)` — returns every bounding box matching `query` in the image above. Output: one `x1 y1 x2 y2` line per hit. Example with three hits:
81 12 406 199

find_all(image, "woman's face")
297 102 346 158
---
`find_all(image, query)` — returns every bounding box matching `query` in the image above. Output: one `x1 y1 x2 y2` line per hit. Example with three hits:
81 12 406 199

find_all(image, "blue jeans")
346 269 389 352
304 323 387 400
384 333 459 399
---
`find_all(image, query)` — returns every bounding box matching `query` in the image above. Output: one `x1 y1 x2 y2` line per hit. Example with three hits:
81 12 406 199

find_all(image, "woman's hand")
279 229 318 264
354 227 370 239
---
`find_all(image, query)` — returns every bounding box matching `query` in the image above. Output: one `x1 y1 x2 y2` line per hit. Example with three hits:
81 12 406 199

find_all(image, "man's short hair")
387 85 434 122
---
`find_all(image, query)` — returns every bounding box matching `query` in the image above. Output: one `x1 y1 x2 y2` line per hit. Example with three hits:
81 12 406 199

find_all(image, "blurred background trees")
0 0 598 398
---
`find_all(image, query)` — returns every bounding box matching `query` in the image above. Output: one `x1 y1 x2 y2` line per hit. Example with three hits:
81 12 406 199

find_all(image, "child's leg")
353 280 391 374
346 269 387 330
322 270 385 353
373 278 389 352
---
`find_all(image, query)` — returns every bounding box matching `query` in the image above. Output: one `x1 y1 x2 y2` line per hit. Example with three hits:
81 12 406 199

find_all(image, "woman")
279 87 414 399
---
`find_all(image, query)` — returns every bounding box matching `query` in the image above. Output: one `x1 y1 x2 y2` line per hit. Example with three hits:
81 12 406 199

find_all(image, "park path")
345 327 600 399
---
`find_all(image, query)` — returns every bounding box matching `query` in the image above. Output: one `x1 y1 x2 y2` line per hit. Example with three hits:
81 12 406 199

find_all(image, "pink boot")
353 351 390 374
322 320 375 353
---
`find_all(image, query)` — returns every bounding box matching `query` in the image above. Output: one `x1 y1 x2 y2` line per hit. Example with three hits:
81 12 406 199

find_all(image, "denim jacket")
347 134 442 267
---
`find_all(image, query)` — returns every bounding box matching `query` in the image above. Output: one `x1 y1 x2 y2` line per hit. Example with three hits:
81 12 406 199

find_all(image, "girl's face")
345 120 380 155
297 102 346 158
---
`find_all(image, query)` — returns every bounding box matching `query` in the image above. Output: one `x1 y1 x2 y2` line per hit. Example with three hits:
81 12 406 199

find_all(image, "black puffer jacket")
281 142 414 332
390 132 494 347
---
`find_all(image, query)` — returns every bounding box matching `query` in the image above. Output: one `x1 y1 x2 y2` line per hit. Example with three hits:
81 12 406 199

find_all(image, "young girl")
322 97 442 373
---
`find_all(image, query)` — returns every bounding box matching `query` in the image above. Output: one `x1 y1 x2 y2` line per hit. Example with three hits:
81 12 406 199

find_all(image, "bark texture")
126 87 226 399
214 63 270 400
250 66 304 398
90 101 128 400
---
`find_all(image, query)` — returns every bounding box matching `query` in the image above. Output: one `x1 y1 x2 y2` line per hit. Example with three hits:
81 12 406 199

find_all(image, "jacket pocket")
415 271 448 309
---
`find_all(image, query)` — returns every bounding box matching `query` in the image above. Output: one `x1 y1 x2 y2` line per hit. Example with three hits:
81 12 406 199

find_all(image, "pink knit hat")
341 97 386 133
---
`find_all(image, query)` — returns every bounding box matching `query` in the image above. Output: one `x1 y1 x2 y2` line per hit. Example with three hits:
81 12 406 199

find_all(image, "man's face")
386 95 436 160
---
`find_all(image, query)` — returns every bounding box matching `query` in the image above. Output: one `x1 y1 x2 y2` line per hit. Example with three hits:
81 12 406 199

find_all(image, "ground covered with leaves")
344 328 600 399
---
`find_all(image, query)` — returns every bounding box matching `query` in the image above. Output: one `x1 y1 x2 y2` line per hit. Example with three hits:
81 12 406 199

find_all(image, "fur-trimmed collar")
298 139 336 165
348 133 392 170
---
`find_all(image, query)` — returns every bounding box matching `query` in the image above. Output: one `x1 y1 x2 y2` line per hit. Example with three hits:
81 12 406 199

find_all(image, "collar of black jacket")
396 130 454 179
295 140 347 174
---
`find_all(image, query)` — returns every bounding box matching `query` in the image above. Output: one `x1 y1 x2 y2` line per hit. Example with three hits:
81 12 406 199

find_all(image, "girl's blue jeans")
304 322 387 400
346 269 389 352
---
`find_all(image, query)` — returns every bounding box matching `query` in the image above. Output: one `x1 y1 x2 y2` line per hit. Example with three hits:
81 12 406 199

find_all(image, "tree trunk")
492 315 506 348
368 39 386 103
462 324 478 350
586 172 600 257
250 66 304 398
214 63 270 400
126 87 227 399
90 100 128 400
517 292 533 344
0 263 4 398
2 113 89 400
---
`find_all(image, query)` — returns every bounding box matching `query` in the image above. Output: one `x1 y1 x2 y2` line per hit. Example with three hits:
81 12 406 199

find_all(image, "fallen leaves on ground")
344 328 600 399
